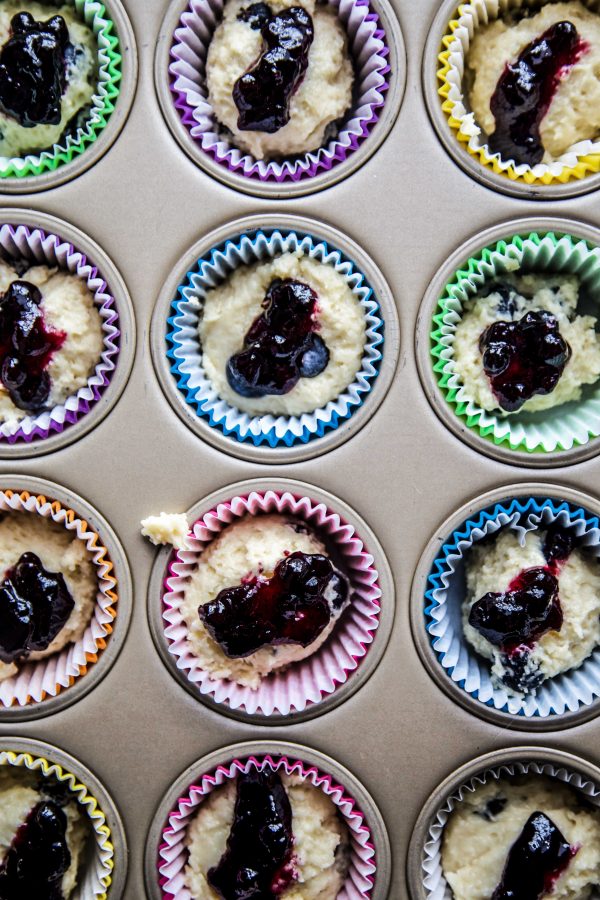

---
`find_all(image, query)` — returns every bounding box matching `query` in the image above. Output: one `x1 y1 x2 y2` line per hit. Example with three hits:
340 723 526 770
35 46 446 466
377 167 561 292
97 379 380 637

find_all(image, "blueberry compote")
488 21 584 166
0 799 71 900
199 551 348 657
226 278 329 398
492 811 576 900
0 280 65 412
0 552 74 664
0 13 71 128
233 3 314 132
479 310 571 412
208 769 295 899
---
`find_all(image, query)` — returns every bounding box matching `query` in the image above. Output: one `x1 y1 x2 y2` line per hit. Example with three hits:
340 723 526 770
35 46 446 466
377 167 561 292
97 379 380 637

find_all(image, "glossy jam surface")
0 13 71 128
208 769 295 899
0 800 71 899
199 550 348 658
488 21 583 166
0 280 65 412
492 811 575 900
233 4 314 132
0 551 74 664
479 310 571 412
226 278 329 399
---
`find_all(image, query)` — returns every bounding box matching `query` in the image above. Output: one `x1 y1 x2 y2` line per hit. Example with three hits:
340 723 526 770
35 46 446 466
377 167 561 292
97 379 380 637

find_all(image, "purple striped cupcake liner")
168 0 391 183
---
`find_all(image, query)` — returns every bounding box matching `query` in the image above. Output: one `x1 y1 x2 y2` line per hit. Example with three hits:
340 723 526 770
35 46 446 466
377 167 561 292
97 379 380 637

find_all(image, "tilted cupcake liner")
431 230 600 454
166 228 384 448
0 749 114 898
158 753 377 899
0 489 118 708
0 0 122 180
0 223 121 444
421 758 600 899
437 0 600 186
425 495 600 718
162 489 382 716
168 0 390 183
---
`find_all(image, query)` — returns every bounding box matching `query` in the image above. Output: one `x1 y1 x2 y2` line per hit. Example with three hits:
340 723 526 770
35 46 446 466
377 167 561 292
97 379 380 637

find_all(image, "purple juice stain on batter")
0 800 71 899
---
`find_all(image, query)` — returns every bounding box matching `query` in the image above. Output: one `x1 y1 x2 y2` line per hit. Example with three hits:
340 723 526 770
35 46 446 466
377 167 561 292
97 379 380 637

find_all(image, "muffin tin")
2 0 600 897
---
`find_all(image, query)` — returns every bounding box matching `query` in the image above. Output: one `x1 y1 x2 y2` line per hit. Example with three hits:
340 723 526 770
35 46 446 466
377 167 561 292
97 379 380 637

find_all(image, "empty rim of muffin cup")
416 216 600 467
156 0 406 197
147 740 391 900
0 474 132 721
0 0 138 193
148 478 394 724
407 746 600 900
0 736 128 899
410 482 600 731
423 0 600 199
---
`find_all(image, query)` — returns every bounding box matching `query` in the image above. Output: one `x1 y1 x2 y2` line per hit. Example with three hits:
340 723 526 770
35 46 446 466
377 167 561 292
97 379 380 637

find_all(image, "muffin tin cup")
145 740 391 900
410 482 600 731
407 746 600 900
0 0 138 193
0 736 128 899
155 0 405 198
0 474 132 721
416 216 600 467
423 0 600 200
0 210 135 456
150 213 399 464
147 477 394 724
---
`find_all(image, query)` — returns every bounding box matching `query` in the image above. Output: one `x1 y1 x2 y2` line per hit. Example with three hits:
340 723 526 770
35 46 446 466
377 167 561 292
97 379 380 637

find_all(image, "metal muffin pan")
3 0 600 897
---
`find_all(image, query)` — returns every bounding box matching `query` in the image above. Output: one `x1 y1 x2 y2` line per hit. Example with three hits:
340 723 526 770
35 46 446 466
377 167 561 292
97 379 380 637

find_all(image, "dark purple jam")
207 769 295 899
0 13 71 128
543 526 577 572
199 551 348 658
226 278 329 399
479 310 571 412
0 800 71 900
0 280 65 412
0 552 74 664
492 811 576 900
488 21 583 166
233 4 314 132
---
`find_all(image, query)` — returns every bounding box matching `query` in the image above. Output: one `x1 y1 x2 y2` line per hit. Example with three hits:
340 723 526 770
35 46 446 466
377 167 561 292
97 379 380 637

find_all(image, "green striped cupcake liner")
0 0 122 180
431 231 600 455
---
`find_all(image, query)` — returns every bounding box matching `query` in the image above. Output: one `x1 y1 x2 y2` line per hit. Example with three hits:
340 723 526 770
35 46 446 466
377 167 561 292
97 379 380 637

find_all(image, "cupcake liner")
162 489 382 716
0 223 121 445
431 230 600 455
0 749 114 899
166 228 384 448
0 0 122 180
437 0 600 186
158 753 377 899
421 757 600 899
168 0 390 183
0 489 118 708
425 495 600 718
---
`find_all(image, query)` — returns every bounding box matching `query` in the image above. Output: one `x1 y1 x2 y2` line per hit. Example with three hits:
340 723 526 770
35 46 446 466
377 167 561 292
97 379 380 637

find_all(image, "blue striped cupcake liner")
425 496 600 718
165 228 384 448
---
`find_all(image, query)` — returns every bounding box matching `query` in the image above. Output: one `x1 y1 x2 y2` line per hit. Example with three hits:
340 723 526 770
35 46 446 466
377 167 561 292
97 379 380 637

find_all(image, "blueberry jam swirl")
226 278 329 399
479 310 571 412
0 799 71 899
207 769 295 899
0 13 71 128
492 811 576 900
199 550 348 658
0 551 74 664
488 21 585 166
233 3 314 132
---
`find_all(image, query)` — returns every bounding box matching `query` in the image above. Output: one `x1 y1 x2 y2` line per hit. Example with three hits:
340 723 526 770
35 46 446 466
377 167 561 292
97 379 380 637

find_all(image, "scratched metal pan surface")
0 0 600 898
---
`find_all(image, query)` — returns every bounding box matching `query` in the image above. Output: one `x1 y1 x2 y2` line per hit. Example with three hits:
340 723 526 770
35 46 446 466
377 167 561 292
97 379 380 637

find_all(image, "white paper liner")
158 753 377 899
421 758 600 900
0 490 118 708
162 489 382 716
